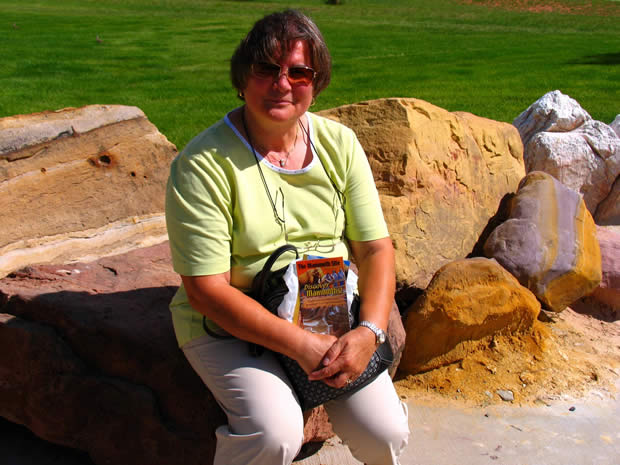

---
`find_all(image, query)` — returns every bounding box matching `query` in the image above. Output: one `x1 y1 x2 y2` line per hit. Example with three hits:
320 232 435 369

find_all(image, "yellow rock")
400 257 540 375
320 98 525 290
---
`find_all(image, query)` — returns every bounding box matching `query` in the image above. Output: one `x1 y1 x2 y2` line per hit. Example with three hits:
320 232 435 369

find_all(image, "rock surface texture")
595 176 620 226
319 98 525 291
0 243 345 465
513 90 620 225
610 114 620 138
400 257 540 374
484 171 602 312
588 226 620 311
0 105 178 278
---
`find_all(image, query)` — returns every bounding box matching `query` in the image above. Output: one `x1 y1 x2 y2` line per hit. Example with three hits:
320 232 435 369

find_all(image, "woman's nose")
273 72 292 90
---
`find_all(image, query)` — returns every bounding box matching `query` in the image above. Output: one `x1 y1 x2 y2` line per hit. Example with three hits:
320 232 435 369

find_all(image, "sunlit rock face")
0 105 178 278
320 98 525 292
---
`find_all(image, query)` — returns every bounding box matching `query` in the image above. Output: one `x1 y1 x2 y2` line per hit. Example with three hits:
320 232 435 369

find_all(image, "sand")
395 306 620 407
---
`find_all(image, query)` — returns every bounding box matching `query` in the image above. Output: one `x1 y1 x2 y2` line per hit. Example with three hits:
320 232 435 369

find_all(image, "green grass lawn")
1 0 618 149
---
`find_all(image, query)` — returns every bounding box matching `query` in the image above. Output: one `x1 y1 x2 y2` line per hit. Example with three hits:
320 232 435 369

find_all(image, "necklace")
277 127 297 167
245 117 298 168
242 109 347 246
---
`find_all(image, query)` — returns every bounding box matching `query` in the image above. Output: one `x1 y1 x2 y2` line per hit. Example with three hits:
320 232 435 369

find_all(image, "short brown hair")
231 10 332 98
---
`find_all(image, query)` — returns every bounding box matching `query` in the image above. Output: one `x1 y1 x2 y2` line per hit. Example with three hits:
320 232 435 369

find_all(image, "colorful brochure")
295 256 350 337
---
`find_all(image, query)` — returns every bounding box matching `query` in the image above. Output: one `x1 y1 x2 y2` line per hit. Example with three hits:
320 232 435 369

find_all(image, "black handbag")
250 244 394 411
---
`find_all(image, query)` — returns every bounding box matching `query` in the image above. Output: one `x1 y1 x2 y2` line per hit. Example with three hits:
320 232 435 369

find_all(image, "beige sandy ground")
395 306 620 409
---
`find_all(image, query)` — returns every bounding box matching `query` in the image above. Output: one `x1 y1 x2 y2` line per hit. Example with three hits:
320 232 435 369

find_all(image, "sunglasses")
251 62 316 86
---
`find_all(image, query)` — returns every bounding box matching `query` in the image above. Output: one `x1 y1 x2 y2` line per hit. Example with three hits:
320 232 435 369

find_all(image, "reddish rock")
573 226 620 319
0 243 335 465
595 226 620 308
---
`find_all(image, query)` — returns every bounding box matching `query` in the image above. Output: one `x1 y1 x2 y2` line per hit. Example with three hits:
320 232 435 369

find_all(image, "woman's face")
243 40 314 128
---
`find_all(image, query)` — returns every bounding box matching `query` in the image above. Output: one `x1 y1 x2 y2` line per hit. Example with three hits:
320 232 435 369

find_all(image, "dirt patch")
395 307 620 407
457 0 620 16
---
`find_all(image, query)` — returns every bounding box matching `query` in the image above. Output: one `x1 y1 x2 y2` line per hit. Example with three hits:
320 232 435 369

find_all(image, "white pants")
182 334 410 465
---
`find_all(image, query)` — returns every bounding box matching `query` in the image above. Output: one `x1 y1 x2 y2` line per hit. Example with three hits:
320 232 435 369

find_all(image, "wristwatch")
359 321 387 346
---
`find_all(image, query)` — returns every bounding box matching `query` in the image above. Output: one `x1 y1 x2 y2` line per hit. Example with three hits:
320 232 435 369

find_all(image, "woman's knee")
353 419 410 464
215 412 304 465
250 408 305 459
261 423 304 461
333 399 409 465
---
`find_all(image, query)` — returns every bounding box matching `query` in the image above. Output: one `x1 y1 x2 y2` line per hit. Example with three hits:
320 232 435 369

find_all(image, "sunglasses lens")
252 62 280 79
252 63 315 86
288 67 315 85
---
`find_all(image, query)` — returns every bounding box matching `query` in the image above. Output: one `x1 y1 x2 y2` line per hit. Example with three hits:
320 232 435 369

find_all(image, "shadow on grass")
568 52 620 65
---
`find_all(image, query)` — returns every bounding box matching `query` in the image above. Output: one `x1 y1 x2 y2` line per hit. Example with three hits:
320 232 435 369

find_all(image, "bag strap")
252 244 299 301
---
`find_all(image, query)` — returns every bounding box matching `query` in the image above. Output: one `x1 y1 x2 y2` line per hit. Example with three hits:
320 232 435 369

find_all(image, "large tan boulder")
319 98 525 291
400 258 540 375
0 105 177 278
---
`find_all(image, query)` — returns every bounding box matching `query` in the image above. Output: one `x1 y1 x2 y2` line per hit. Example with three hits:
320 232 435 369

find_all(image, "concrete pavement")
295 383 620 465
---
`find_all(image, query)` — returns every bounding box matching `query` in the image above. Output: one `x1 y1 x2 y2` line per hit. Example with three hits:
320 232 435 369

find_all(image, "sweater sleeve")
165 137 234 277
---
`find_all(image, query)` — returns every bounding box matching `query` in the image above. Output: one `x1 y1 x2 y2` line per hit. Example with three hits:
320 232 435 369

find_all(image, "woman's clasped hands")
297 326 377 389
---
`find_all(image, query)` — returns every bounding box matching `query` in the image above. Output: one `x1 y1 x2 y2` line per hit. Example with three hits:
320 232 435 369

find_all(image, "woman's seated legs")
325 371 410 465
182 335 305 465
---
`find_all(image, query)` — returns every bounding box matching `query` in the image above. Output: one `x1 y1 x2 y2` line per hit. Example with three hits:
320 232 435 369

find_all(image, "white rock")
525 120 620 214
514 91 620 224
513 90 592 149
611 114 620 138
595 177 620 225
496 389 514 402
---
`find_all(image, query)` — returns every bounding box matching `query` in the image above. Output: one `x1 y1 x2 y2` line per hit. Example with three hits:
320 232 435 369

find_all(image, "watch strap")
359 320 386 345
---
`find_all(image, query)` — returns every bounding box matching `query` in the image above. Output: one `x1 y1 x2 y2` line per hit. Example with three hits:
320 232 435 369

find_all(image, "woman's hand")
307 326 377 388
303 235 394 388
294 331 338 375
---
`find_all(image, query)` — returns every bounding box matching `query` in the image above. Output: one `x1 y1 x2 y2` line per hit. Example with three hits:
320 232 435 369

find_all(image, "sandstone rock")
483 171 602 312
0 244 341 465
597 225 620 303
399 258 540 374
574 225 620 315
513 90 592 149
0 105 178 278
319 98 525 291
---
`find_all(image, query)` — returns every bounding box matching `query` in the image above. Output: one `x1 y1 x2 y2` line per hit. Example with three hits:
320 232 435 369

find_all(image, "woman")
165 9 409 465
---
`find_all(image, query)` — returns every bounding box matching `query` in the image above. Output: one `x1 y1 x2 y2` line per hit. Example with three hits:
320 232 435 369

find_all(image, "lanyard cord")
242 109 288 241
241 108 346 243
297 118 347 219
